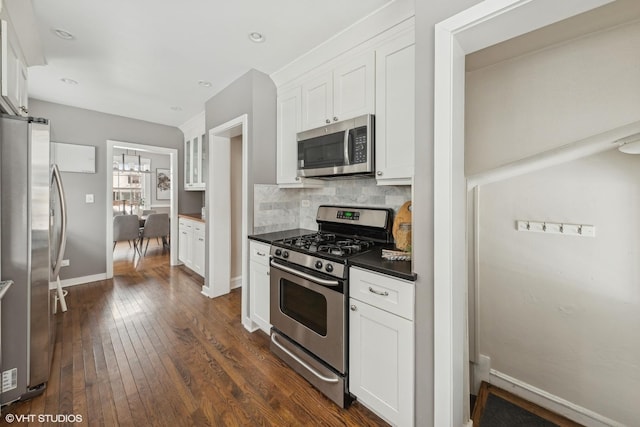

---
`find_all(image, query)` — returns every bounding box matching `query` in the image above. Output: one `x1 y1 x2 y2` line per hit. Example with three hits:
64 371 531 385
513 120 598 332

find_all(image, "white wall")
467 17 640 426
466 20 640 176
477 150 640 425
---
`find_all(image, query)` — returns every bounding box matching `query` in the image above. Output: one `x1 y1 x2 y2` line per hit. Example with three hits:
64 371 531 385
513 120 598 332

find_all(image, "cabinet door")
184 138 192 188
333 52 375 122
277 87 303 185
349 298 414 427
178 222 193 266
249 260 270 333
16 57 27 116
301 72 333 130
2 19 26 116
200 131 207 186
193 135 201 186
192 230 205 277
375 31 415 185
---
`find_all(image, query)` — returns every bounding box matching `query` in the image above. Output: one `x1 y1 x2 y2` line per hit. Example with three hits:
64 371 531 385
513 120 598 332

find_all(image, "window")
112 154 151 215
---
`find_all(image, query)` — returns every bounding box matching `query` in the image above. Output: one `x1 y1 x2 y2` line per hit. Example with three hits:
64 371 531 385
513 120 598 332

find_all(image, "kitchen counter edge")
349 246 417 282
178 213 205 223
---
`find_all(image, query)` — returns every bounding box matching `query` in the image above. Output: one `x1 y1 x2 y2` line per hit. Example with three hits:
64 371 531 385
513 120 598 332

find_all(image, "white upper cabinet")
301 52 375 131
180 112 206 191
276 86 323 188
273 18 415 188
374 29 415 185
1 19 29 116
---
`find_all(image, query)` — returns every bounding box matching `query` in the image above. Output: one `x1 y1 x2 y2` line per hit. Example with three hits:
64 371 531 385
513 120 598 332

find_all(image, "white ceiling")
27 0 391 127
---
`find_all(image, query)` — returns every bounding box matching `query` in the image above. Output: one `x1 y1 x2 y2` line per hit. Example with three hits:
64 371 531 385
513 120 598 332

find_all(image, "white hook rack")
516 220 595 237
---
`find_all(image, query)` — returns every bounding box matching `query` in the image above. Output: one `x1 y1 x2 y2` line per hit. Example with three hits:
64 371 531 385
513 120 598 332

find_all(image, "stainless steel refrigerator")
0 114 67 405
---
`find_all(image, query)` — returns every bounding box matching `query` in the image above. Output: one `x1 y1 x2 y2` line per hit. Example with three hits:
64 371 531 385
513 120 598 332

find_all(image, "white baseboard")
230 276 242 289
49 273 108 290
488 369 623 427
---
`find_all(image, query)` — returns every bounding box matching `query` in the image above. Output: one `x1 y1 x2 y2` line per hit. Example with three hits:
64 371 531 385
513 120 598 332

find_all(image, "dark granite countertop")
349 246 416 282
248 228 317 245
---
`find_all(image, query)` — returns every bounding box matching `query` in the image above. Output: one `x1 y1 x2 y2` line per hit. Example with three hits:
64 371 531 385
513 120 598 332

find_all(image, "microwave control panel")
352 127 368 164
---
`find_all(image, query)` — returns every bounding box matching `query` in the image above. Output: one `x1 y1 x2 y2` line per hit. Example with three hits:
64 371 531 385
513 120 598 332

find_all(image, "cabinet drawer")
350 267 414 320
193 222 205 234
179 219 194 230
250 241 270 265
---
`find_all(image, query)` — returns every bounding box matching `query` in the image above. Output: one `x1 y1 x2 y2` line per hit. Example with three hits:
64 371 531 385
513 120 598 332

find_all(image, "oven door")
269 259 346 373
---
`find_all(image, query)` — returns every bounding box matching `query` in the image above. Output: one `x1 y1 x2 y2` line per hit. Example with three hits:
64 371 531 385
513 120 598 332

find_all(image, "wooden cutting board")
392 201 412 242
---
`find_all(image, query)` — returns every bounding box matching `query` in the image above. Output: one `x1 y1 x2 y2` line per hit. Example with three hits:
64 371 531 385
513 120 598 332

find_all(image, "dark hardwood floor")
1 241 388 426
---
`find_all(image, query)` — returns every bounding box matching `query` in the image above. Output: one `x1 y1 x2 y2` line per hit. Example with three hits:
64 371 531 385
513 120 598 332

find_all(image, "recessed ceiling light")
53 29 74 40
198 80 212 88
170 106 183 111
248 32 265 43
60 78 78 85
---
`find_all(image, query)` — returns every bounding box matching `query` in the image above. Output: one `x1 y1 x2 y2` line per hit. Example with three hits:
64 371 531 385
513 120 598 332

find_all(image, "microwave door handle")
270 260 340 287
344 130 351 165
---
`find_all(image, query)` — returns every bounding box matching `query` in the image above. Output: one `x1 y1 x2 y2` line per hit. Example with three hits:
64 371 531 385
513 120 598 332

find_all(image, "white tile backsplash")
254 178 411 233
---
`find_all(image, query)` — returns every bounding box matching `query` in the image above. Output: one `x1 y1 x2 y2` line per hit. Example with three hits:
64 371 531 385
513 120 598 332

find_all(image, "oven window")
280 279 327 336
299 132 346 169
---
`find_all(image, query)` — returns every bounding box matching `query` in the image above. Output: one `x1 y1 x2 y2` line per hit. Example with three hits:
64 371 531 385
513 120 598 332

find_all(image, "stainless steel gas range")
269 205 393 407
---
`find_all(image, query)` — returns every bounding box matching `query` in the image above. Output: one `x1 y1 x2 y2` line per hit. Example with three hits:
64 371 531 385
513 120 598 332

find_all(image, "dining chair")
140 213 170 255
113 214 142 255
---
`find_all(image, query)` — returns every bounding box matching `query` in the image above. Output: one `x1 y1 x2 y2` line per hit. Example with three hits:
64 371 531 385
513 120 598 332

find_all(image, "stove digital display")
337 210 360 220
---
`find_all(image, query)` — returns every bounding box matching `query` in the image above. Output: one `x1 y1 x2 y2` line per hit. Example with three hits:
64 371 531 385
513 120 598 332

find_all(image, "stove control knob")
315 260 323 269
325 264 334 273
275 249 282 256
282 251 289 259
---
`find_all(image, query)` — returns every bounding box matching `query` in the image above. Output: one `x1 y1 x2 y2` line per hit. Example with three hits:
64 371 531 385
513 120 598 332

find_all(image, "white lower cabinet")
249 240 271 333
349 267 414 427
192 224 205 276
178 217 205 277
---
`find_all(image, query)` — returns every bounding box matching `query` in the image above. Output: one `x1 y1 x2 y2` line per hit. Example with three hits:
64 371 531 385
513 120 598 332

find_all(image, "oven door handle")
270 260 340 287
271 333 339 384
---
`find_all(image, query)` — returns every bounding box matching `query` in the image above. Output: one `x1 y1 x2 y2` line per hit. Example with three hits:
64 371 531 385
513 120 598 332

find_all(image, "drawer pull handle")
256 251 266 256
350 304 357 311
369 287 389 297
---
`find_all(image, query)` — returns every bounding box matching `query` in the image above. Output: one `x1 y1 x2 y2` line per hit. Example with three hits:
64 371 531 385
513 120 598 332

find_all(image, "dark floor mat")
472 382 584 427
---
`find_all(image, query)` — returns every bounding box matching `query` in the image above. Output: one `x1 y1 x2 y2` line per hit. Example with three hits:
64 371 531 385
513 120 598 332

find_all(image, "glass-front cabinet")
181 112 206 191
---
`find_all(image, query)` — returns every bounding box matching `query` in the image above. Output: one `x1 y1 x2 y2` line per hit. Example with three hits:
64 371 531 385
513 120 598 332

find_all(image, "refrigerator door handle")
51 164 68 278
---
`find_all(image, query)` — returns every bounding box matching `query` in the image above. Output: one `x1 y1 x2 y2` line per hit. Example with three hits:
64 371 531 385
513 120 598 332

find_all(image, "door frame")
105 140 179 277
431 0 613 425
204 114 251 329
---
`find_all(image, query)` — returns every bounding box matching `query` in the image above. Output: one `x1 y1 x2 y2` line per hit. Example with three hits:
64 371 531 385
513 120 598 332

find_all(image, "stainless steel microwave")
297 114 374 178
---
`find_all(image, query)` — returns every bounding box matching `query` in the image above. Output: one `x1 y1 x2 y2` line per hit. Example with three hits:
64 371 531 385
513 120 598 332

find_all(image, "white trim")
230 276 242 289
270 0 414 88
178 111 205 136
205 114 252 331
106 140 179 279
489 370 624 427
49 273 108 289
432 1 613 426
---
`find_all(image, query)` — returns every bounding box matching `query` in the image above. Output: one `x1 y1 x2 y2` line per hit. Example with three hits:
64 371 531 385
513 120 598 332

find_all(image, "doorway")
204 115 252 329
105 140 179 278
431 1 613 425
